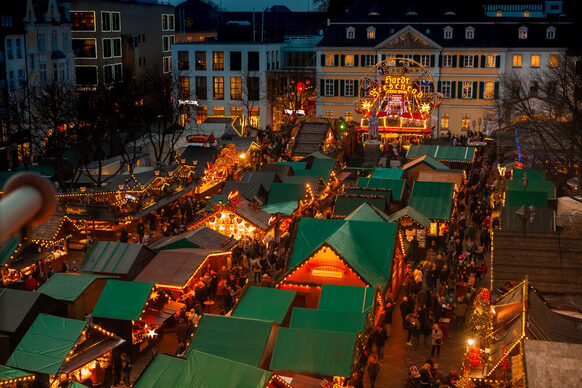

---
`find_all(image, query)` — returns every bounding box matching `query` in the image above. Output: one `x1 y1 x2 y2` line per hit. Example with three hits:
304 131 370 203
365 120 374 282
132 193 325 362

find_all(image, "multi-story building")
69 0 174 88
0 0 75 169
172 41 283 130
316 1 573 136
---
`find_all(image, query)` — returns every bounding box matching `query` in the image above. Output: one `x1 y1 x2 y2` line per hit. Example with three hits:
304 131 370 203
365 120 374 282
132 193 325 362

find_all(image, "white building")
172 41 283 130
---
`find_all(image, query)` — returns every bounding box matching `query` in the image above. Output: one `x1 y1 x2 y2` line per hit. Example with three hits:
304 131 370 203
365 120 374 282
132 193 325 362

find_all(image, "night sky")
170 0 319 12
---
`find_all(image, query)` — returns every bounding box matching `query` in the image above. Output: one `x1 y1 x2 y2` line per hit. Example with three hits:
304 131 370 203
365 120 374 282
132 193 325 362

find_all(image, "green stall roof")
7 314 86 375
345 187 392 203
268 183 306 205
0 236 19 266
505 191 548 209
345 203 391 222
370 168 404 180
311 158 335 175
387 206 431 230
293 168 330 182
506 179 556 199
233 286 296 324
282 175 320 188
406 144 476 163
290 218 397 287
134 351 272 388
318 285 374 314
408 181 455 221
188 315 274 367
357 177 405 201
512 169 546 181
402 155 450 171
91 280 153 321
290 308 366 333
0 365 34 383
276 161 307 172
37 273 112 302
270 327 357 377
333 195 387 217
81 241 152 275
262 201 298 216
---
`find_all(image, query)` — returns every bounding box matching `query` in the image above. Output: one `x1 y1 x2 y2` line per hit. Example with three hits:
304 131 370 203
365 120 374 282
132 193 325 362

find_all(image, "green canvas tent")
276 161 307 172
408 181 455 221
357 177 406 201
387 206 431 229
37 273 112 303
333 194 388 217
318 285 374 314
188 315 276 367
268 183 307 205
505 191 548 209
81 241 156 280
134 351 273 388
370 168 404 180
91 280 153 321
233 286 296 324
344 203 391 222
289 218 397 287
511 169 545 181
406 144 476 163
402 155 450 171
506 179 556 199
0 365 34 384
270 327 357 377
290 308 366 333
262 201 299 216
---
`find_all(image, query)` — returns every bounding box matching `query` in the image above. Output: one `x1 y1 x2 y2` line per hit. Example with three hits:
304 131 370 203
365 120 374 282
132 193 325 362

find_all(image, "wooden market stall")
232 286 297 326
407 181 455 239
402 155 450 185
387 206 431 259
6 314 124 388
36 273 112 320
91 280 184 350
134 248 231 295
356 176 407 207
81 241 156 281
147 226 237 252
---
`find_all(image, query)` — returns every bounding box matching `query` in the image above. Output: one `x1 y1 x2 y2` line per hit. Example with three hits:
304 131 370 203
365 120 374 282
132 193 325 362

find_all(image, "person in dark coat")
374 326 388 360
120 228 128 243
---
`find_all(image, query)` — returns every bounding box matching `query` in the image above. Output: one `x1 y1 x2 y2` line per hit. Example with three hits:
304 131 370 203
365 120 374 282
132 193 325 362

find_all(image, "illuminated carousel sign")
356 57 438 140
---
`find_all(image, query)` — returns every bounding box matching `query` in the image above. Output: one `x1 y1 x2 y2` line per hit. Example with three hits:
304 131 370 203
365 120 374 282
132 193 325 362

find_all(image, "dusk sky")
170 0 319 12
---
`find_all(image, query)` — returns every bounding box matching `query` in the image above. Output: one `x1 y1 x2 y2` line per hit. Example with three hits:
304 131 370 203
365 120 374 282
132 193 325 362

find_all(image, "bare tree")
267 70 316 131
497 54 582 191
240 66 264 132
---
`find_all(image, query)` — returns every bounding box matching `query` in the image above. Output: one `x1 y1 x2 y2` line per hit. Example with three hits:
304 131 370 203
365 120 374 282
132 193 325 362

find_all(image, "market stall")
6 314 124 388
402 155 451 185
387 206 431 260
91 280 184 350
37 273 112 320
81 241 156 281
357 177 406 207
147 226 237 251
406 145 476 167
0 365 34 387
408 181 455 238
232 286 297 326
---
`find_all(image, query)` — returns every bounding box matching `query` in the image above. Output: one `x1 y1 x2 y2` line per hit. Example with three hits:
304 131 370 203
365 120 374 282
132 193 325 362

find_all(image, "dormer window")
546 27 556 39
496 9 503 17
465 26 474 39
443 26 453 39
367 26 376 39
523 9 530 17
518 26 528 39
346 27 355 40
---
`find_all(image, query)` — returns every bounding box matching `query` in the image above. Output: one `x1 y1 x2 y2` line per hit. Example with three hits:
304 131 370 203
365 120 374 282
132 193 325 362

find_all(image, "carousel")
355 57 438 147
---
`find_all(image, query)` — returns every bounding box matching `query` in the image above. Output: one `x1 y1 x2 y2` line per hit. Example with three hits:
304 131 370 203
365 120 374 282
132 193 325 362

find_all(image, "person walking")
367 354 380 388
431 324 443 357
374 326 388 360
137 222 145 243
120 352 132 386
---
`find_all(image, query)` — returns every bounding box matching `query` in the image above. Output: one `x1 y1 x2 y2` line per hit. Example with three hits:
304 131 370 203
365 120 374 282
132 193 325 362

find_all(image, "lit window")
345 80 354 96
231 107 242 117
367 27 376 39
325 110 334 118
442 55 453 67
496 9 502 17
518 27 528 39
178 76 190 99
346 27 355 39
465 27 474 39
523 9 530 17
345 111 353 121
513 54 522 68
462 81 473 99
325 54 335 66
441 81 451 98
213 51 224 70
463 55 474 67
230 76 242 100
385 55 396 66
486 55 496 68
440 113 449 130
443 27 453 39
546 27 556 39
213 76 224 100
484 82 494 99
530 54 540 68
324 79 334 96
549 54 559 68
345 54 354 66
213 107 224 116
461 113 471 131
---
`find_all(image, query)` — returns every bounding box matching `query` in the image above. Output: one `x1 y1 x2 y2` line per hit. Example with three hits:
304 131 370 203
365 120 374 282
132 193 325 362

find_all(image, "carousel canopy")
134 351 272 388
262 201 298 215
188 315 275 367
134 248 219 289
81 241 156 279
387 206 431 230
318 285 374 314
406 145 476 163
402 155 449 171
91 280 153 321
233 286 296 324
370 168 404 180
270 327 357 377
408 181 455 221
148 226 237 251
6 314 86 375
37 273 112 302
290 308 366 334
357 177 405 201
506 179 556 199
345 203 391 222
0 365 33 384
290 218 397 287
268 183 308 205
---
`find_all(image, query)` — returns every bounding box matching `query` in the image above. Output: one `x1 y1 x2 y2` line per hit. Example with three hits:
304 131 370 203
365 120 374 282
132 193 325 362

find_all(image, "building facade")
69 0 174 88
316 1 573 136
172 42 283 130
0 0 75 169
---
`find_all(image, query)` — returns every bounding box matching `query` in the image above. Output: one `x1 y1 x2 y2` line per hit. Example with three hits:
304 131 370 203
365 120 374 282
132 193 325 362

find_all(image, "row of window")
162 35 175 52
180 106 260 127
512 53 558 68
178 51 261 72
439 113 488 131
72 38 121 58
178 76 260 101
322 53 500 68
75 63 121 86
35 32 69 55
9 61 71 89
5 38 23 60
70 11 119 32
162 14 175 31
